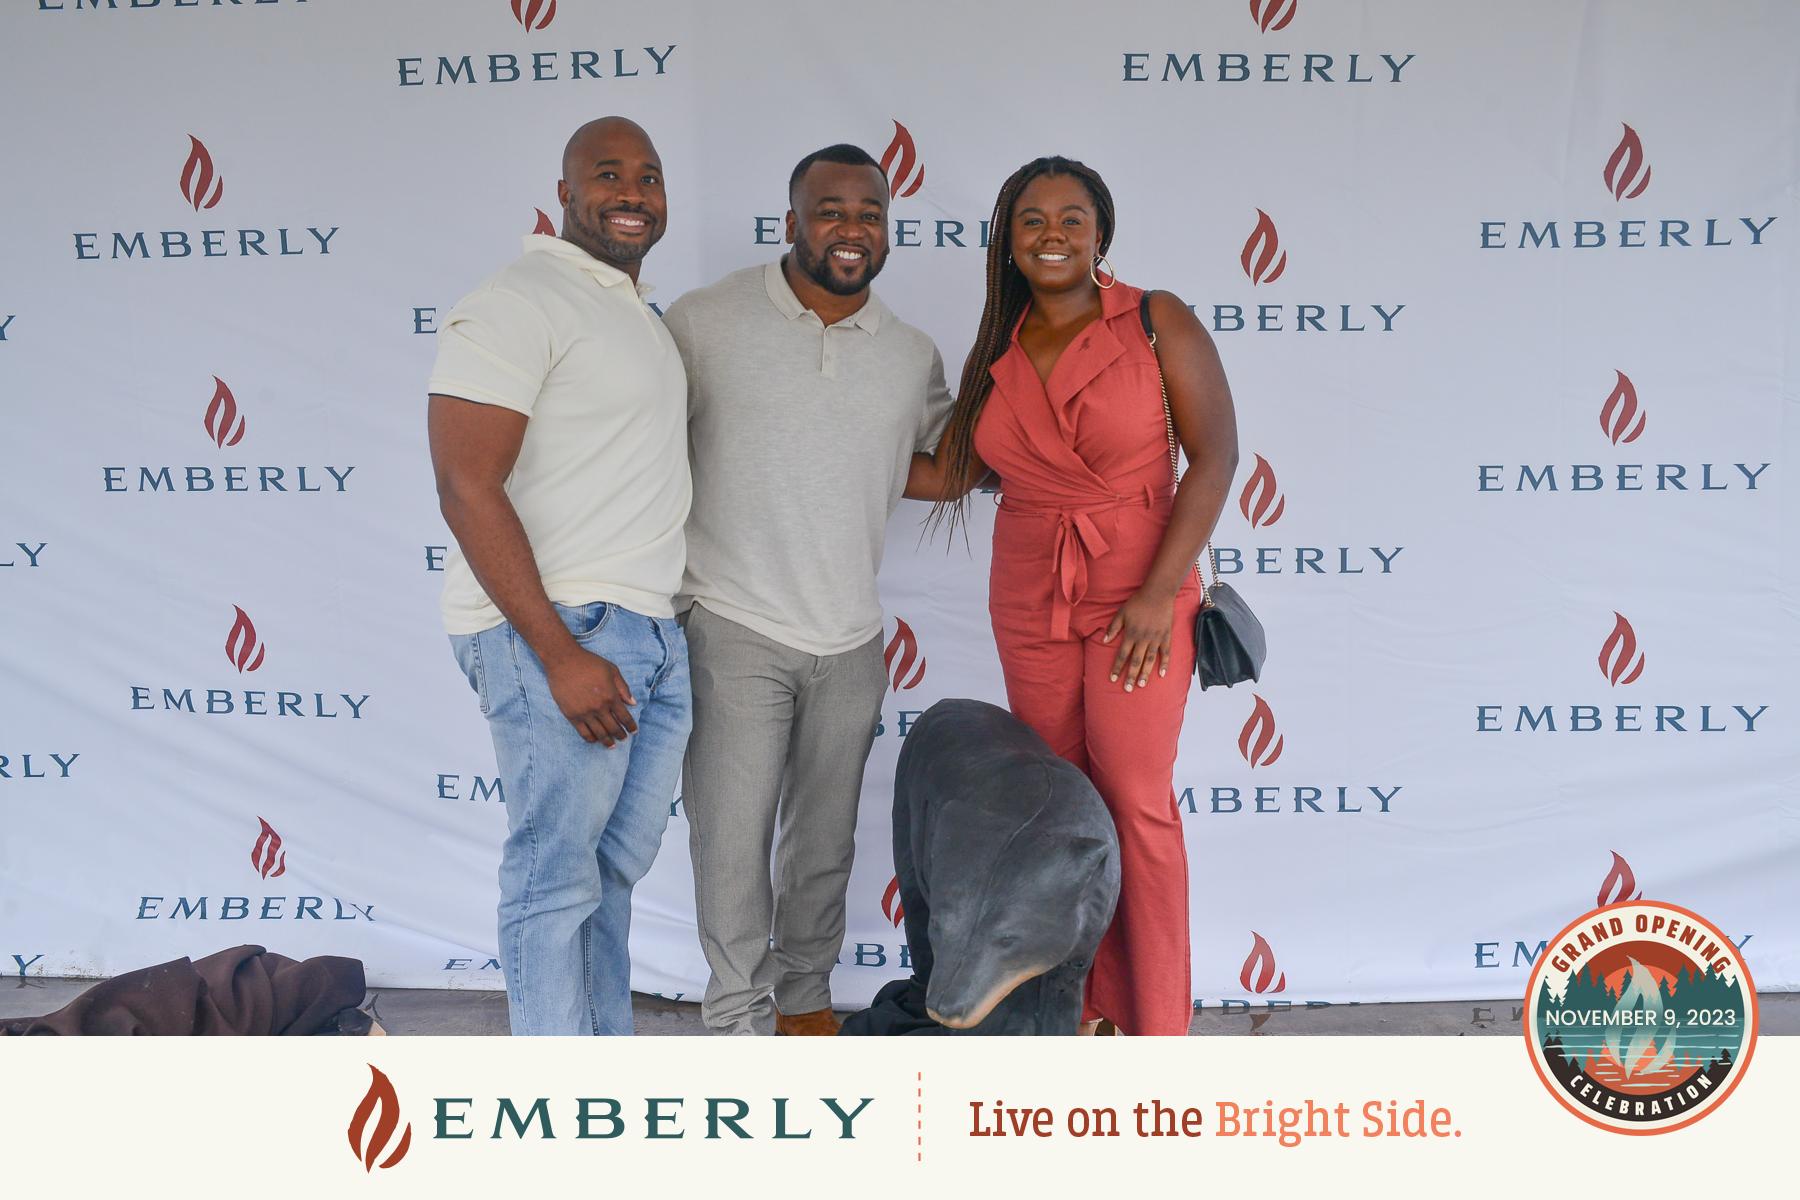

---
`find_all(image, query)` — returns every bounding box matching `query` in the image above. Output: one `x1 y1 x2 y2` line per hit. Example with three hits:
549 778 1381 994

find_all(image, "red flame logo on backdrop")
1240 210 1287 285
510 0 555 31
1239 932 1288 993
531 207 555 235
250 816 287 880
1250 0 1296 33
879 120 924 200
1597 612 1645 687
1602 123 1651 201
1599 370 1645 445
203 376 245 448
1597 850 1644 908
884 617 926 692
225 605 267 673
1237 453 1286 527
179 135 223 212
881 876 905 927
347 1065 412 1172
1237 694 1285 768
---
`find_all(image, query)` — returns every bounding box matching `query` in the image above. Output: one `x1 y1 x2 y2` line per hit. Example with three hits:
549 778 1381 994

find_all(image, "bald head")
555 116 667 281
561 116 656 184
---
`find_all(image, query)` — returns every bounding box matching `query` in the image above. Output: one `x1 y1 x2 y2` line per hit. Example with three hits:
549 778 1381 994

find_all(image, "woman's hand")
1102 588 1176 692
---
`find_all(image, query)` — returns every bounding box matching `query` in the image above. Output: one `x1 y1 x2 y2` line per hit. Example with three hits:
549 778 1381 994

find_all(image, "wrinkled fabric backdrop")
3 0 1796 1009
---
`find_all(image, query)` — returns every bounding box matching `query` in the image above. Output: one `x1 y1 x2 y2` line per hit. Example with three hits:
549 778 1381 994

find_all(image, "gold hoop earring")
1091 254 1117 289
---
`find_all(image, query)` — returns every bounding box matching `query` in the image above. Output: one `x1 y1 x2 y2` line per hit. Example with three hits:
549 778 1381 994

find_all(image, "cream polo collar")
763 259 885 334
522 234 655 298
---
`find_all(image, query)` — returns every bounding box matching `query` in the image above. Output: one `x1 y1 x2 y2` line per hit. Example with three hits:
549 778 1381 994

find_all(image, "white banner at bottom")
1 1035 1785 1193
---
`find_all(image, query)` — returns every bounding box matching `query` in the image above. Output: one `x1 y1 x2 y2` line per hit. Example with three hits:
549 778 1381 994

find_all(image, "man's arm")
428 394 639 747
903 345 987 501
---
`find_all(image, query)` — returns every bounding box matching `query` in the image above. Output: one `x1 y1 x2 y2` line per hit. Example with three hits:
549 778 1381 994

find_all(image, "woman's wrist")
1136 571 1186 602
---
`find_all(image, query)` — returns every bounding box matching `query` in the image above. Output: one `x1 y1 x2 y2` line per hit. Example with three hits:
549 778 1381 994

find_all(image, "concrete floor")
4 976 1795 1036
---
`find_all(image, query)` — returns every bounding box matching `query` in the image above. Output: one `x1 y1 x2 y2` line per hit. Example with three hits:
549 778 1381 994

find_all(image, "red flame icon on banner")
226 605 267 674
348 1064 412 1172
179 135 223 212
531 207 556 235
1597 612 1645 687
510 0 555 31
881 876 905 927
884 617 926 692
1237 694 1285 768
250 816 287 880
879 120 924 200
1237 453 1286 527
1602 123 1651 201
203 376 245 448
1599 370 1645 445
1597 850 1644 908
1239 932 1288 993
1250 0 1296 33
1240 209 1287 285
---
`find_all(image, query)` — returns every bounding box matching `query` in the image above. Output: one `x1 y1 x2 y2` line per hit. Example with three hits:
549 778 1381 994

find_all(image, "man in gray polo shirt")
661 144 951 1036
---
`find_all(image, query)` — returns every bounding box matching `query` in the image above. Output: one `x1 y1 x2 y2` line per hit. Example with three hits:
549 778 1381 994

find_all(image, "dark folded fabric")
0 945 366 1036
840 977 949 1036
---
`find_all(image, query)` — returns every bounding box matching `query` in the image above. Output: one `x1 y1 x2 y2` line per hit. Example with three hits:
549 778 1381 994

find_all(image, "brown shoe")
775 1008 842 1036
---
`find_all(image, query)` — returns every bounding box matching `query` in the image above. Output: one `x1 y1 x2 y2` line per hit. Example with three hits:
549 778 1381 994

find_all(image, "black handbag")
1140 293 1267 690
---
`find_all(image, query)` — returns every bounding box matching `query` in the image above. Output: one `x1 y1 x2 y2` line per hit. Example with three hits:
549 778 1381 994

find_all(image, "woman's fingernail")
1110 674 1118 682
1124 683 1133 693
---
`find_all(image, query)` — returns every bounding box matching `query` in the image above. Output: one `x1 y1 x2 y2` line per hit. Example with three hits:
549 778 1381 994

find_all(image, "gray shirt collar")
764 259 885 335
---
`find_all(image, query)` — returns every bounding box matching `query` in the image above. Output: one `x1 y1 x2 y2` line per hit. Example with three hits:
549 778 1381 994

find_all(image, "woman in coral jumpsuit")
908 157 1239 1035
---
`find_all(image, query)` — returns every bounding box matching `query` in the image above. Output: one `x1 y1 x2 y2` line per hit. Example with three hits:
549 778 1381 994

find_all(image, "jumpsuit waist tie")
999 485 1161 640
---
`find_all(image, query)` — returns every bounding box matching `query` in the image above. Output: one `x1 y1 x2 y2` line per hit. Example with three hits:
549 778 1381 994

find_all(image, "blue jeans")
450 601 691 1035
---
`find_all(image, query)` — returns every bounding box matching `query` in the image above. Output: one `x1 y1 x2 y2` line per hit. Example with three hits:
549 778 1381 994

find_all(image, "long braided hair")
926 156 1117 539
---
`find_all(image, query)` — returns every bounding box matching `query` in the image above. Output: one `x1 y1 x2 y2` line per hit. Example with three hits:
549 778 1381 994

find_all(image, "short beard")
793 237 884 296
566 206 660 266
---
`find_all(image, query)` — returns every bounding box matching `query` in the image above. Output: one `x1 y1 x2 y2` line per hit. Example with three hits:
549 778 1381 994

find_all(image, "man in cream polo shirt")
427 117 690 1036
662 144 952 1036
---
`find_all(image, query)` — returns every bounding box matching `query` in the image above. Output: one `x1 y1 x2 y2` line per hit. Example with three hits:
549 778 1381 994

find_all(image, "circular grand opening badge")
1525 900 1757 1134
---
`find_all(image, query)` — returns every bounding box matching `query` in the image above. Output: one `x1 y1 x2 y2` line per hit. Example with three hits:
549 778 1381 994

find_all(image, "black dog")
840 699 1120 1035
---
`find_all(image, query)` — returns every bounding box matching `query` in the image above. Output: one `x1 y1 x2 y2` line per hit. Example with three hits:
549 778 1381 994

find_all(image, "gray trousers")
681 604 886 1034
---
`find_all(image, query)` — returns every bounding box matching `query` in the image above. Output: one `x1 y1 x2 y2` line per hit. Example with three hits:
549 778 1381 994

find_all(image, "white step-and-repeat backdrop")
4 0 1796 1010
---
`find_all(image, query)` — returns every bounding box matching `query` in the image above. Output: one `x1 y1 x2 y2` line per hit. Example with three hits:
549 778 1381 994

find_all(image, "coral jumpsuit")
974 281 1201 1036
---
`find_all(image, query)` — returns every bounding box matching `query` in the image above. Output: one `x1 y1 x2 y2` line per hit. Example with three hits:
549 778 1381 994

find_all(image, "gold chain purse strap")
1143 295 1216 607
